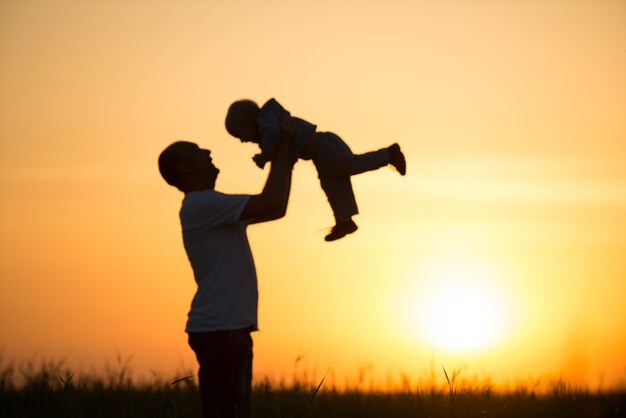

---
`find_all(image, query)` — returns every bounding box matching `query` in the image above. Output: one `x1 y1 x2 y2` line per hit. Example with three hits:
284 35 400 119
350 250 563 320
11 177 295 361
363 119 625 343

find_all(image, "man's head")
158 141 219 192
225 99 261 143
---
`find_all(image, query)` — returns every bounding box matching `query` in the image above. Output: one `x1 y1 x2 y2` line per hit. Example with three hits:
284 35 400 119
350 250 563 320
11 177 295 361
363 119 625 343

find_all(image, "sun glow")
405 259 509 352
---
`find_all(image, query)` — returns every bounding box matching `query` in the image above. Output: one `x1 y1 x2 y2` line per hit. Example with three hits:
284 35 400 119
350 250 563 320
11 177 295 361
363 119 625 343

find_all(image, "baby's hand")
252 153 268 169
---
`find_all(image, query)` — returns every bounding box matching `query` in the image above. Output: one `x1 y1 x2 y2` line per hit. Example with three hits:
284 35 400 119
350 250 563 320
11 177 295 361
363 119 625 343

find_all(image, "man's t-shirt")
180 190 257 333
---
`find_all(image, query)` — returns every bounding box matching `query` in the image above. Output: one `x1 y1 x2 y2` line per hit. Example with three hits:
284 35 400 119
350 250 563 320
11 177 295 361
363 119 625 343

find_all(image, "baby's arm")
252 119 276 169
252 108 296 168
255 99 285 162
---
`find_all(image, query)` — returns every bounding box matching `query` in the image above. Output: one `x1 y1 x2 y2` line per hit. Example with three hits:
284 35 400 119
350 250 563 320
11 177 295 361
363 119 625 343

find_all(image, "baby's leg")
319 177 359 222
347 148 391 176
314 132 390 178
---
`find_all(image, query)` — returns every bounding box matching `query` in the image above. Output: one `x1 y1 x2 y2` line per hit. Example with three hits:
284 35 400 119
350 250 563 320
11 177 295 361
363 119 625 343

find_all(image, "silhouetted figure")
158 119 294 418
226 98 406 241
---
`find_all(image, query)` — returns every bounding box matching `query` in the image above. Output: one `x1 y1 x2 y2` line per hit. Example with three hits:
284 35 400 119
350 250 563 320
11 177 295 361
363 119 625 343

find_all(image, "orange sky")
1 0 625 390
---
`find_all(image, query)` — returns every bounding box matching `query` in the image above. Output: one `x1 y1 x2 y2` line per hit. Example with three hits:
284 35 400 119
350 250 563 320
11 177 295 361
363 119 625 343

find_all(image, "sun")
406 259 508 352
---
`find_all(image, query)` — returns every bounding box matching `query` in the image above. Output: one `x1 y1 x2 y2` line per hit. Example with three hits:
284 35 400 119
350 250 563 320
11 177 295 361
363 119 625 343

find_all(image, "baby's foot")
388 143 406 176
325 219 358 242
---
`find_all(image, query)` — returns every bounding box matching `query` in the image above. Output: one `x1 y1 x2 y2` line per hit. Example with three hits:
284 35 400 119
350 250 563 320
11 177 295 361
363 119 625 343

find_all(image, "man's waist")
187 324 257 335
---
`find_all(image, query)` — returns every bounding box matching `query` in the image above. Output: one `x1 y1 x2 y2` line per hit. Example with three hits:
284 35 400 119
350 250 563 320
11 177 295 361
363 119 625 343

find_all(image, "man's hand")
252 153 268 169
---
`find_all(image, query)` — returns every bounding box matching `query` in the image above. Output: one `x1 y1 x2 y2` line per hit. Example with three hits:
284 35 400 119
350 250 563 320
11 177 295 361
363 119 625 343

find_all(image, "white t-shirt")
180 190 257 333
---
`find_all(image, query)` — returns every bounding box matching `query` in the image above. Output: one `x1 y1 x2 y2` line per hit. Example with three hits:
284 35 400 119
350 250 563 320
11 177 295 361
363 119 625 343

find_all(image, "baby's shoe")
325 219 358 242
388 143 406 175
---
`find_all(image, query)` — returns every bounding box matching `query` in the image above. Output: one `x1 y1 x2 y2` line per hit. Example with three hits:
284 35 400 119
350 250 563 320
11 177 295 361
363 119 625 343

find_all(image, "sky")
1 0 625 390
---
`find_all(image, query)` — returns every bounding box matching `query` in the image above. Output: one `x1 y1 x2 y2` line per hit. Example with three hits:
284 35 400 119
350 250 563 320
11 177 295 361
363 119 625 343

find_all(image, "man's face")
176 142 219 186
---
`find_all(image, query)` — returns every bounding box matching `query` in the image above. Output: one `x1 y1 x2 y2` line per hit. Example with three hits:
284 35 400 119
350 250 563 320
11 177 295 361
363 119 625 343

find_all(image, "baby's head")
225 99 261 143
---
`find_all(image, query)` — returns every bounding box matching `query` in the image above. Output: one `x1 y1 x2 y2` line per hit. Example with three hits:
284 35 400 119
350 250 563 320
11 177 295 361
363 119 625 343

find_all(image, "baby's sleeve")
255 99 284 157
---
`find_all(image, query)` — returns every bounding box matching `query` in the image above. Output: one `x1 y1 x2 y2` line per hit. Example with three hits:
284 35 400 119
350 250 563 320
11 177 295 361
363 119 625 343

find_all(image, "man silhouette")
158 120 294 418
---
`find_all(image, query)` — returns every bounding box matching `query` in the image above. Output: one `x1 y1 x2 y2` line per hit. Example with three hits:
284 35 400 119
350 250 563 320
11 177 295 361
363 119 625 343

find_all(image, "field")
1 356 625 418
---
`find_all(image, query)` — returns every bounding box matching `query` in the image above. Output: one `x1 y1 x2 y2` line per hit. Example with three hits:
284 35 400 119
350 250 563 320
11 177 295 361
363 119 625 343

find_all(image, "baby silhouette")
226 98 406 241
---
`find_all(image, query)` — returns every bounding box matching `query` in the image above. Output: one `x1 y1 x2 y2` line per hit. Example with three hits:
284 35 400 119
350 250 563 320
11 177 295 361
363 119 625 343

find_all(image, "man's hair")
225 99 260 137
158 142 188 190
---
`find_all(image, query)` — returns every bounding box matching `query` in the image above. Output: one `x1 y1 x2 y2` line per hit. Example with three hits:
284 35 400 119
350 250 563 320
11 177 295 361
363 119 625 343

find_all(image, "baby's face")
236 123 260 144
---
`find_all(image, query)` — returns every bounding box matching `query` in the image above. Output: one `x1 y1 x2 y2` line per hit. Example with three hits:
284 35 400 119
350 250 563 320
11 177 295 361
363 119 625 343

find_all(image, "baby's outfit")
256 98 390 222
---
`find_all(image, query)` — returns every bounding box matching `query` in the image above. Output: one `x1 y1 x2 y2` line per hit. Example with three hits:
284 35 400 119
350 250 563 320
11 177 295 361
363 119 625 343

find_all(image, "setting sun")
405 259 509 352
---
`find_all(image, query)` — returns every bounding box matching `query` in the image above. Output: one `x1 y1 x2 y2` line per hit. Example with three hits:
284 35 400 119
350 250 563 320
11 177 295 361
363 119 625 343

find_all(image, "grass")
1 355 625 417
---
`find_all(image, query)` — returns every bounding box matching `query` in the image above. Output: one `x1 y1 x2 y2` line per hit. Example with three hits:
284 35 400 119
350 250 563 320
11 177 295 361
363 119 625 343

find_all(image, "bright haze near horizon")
1 0 625 390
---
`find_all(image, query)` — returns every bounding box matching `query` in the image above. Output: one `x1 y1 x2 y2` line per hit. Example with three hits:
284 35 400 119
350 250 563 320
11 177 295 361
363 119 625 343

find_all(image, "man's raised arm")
239 117 294 223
